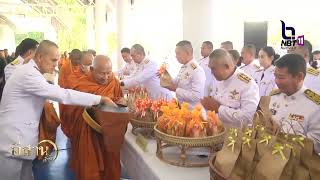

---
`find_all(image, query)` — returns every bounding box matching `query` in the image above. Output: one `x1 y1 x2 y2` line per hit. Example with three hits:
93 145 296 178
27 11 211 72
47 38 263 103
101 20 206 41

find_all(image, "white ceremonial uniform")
117 60 136 79
4 56 24 81
123 58 172 100
173 59 205 109
269 87 320 153
304 64 320 93
210 68 259 128
198 56 216 97
0 59 102 180
240 59 260 78
253 65 277 97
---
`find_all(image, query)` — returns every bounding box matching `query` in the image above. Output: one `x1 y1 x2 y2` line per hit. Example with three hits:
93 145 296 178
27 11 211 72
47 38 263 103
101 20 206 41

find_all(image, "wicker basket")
209 154 228 180
130 118 156 137
154 125 225 167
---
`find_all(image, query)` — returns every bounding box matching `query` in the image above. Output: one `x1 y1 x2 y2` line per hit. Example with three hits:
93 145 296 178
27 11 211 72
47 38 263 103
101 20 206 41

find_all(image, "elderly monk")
67 55 123 180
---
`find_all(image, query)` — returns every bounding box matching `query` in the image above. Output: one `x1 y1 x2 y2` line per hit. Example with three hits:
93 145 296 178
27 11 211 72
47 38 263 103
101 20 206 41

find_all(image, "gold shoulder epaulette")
304 89 320 105
191 63 197 70
237 73 251 83
269 89 281 96
144 59 150 64
307 67 320 76
253 64 260 69
10 58 19 66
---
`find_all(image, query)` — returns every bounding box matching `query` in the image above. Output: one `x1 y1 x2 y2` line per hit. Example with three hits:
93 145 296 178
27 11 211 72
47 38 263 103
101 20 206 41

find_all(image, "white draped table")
120 124 210 180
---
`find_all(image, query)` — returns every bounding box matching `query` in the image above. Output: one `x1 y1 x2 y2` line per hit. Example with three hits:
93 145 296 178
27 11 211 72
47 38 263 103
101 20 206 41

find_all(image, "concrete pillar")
0 24 16 53
94 0 108 54
86 6 95 50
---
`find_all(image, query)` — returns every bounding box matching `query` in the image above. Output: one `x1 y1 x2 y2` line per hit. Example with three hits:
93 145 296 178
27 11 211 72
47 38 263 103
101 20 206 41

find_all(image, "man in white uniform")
164 40 205 109
293 40 320 93
240 44 260 78
0 40 115 180
269 54 320 153
120 44 172 100
197 41 216 96
4 38 39 81
201 49 259 128
117 47 135 79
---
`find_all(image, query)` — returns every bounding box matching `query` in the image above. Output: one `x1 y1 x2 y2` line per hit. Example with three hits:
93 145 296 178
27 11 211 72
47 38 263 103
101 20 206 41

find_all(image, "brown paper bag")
253 139 294 180
300 138 320 180
38 101 60 160
214 129 243 178
160 70 173 88
229 129 258 180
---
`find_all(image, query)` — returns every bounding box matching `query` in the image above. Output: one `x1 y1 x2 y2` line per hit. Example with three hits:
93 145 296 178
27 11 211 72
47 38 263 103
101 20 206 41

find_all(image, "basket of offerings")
154 102 225 167
128 87 169 136
209 110 320 180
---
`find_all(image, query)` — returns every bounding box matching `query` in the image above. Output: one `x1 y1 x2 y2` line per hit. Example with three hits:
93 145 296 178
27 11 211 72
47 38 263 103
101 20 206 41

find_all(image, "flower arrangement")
157 103 224 137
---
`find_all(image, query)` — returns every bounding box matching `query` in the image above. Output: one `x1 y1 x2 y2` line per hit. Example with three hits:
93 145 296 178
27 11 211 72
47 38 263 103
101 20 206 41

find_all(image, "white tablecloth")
120 124 210 180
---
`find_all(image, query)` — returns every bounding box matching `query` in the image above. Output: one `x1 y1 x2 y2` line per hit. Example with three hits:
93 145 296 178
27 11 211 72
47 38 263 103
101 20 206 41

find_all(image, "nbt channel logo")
280 20 304 49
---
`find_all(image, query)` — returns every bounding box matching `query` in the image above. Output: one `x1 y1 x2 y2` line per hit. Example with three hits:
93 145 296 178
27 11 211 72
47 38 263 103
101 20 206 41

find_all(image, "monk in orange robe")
58 51 69 70
60 51 94 136
67 55 123 180
58 49 82 88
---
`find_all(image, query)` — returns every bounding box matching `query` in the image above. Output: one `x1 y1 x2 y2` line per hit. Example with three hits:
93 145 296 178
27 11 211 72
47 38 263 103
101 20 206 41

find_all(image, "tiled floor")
32 126 131 180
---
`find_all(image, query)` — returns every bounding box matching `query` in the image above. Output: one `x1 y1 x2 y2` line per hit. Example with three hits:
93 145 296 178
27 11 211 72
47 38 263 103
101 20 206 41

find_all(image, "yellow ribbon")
272 143 286 160
229 128 238 137
292 136 305 147
255 124 265 132
259 134 272 145
242 136 252 148
245 128 253 137
285 143 296 157
227 136 236 152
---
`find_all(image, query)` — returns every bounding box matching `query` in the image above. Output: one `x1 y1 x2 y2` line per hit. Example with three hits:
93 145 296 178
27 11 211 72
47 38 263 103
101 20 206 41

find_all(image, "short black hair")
121 47 130 54
17 38 39 56
274 54 306 77
203 41 213 49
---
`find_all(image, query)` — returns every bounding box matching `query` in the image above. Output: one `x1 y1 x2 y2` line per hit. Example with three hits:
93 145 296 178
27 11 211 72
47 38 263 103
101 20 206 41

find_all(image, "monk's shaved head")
81 51 94 66
93 55 112 69
91 55 113 85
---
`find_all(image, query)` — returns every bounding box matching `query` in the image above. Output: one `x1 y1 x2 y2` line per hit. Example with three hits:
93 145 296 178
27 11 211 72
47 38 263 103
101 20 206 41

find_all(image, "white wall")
0 24 16 53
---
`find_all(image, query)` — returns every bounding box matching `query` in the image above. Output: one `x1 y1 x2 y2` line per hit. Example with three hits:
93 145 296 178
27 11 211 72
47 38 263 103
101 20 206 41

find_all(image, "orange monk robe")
58 60 81 134
60 68 87 137
58 59 80 88
67 72 123 180
58 56 69 70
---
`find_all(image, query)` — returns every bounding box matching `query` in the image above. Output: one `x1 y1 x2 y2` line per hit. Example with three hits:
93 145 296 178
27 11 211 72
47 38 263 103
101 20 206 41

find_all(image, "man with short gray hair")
164 40 205 108
120 44 172 100
201 49 259 128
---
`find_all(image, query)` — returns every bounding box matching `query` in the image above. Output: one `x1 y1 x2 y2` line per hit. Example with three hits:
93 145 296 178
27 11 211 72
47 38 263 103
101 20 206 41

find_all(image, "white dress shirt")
0 59 101 160
210 68 259 128
240 59 260 79
253 65 277 96
123 58 172 100
173 59 205 109
198 56 216 97
4 56 24 81
305 64 320 93
269 86 320 153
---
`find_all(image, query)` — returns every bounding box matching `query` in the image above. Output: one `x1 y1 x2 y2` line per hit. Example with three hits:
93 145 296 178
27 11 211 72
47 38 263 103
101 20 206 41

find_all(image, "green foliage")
55 0 88 52
15 32 44 45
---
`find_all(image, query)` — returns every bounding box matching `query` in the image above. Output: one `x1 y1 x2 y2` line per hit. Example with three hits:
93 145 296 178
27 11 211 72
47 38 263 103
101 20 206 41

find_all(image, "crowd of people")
0 37 319 180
